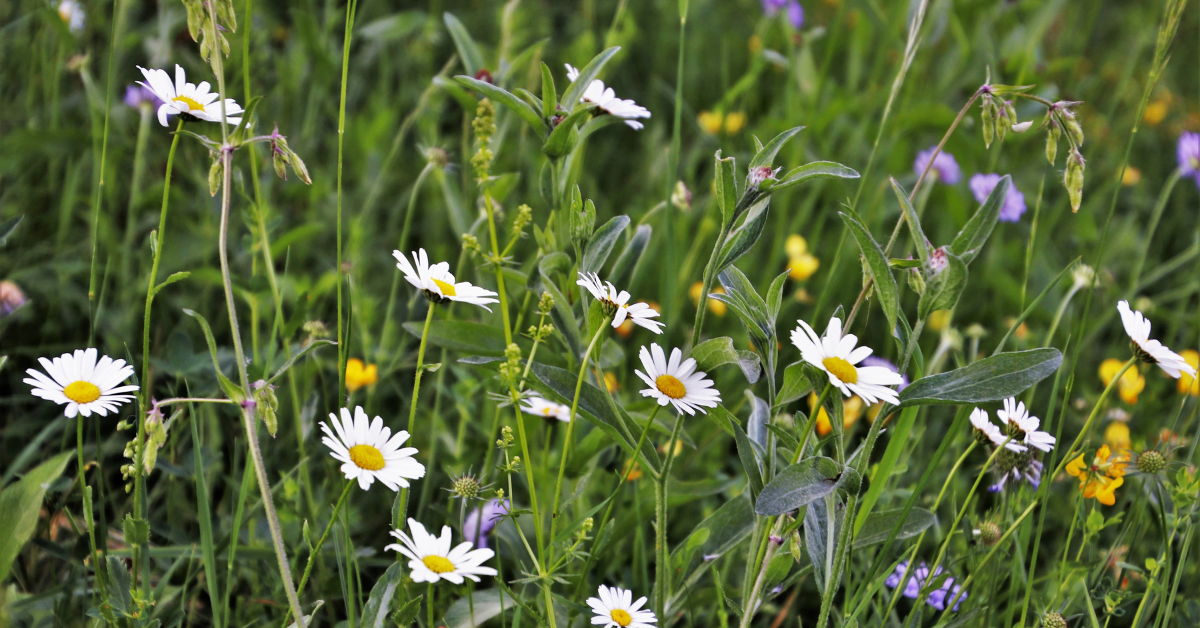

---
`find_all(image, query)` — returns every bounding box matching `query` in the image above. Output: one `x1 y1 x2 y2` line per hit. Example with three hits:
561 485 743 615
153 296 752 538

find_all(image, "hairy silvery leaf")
755 456 846 516
580 214 629 274
540 62 558 121
804 493 843 594
713 404 763 498
691 336 761 384
772 161 860 192
714 196 770 273
453 76 547 134
840 211 900 335
897 348 1062 408
714 151 737 228
749 126 804 170
949 174 1009 264
852 508 935 549
542 103 594 158
746 391 769 450
890 178 930 263
776 362 813 407
608 224 651 287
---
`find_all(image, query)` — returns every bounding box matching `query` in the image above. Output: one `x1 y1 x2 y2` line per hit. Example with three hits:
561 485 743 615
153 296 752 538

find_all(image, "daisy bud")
1043 612 1067 628
1136 450 1165 474
977 521 1001 546
0 280 27 317
1065 148 1085 212
1011 120 1033 133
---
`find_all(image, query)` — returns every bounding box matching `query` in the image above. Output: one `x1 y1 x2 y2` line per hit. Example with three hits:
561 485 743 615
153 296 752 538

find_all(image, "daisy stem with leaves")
282 479 354 628
394 302 436 531
654 410 685 620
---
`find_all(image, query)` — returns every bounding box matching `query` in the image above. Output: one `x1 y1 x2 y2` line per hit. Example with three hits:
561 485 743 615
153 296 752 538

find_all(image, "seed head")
1137 450 1166 475
978 521 1002 546
1043 612 1067 628
451 474 482 500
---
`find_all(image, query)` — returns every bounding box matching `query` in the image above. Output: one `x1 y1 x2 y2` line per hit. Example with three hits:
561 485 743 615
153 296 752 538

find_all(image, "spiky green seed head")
1137 450 1166 475
978 521 1002 546
452 475 481 500
1043 612 1067 628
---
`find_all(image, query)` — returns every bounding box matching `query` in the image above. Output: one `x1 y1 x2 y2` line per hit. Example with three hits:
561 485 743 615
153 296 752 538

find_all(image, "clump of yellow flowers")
1066 445 1130 506
786 235 820 281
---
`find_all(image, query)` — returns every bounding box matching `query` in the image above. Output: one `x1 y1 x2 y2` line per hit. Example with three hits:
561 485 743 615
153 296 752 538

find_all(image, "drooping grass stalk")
654 410 685 620
280 480 355 628
335 0 360 403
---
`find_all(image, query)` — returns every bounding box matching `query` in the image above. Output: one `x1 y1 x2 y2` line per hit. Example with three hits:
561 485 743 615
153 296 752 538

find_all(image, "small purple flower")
861 356 909 391
969 173 1026 222
464 498 509 549
885 561 967 612
1177 132 1200 188
124 84 160 111
989 458 1042 493
913 147 961 185
762 0 804 29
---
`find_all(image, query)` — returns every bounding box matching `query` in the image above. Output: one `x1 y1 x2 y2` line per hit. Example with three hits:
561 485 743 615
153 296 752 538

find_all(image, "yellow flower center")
543 407 554 416
172 95 205 112
822 357 858 384
655 374 687 399
432 277 457 297
63 381 102 404
610 609 632 627
348 444 385 471
422 555 455 574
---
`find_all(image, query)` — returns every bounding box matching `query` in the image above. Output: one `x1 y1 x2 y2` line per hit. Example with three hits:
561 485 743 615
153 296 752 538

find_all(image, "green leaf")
390 596 422 628
122 514 150 547
152 271 191 296
898 348 1063 408
776 362 812 407
106 555 133 616
444 589 509 628
714 404 763 498
581 215 631 274
608 224 651 287
560 47 621 110
852 507 935 549
229 95 262 146
403 320 507 356
667 493 754 612
773 161 859 191
891 177 930 263
267 339 336 385
714 196 770 273
535 252 583 360
540 62 558 121
0 214 23 246
949 174 1009 264
755 457 847 516
917 250 968 320
362 562 404 628
191 416 223 628
443 13 485 77
453 76 547 134
542 102 596 158
749 126 804 170
714 152 737 228
690 337 761 384
182 309 245 403
840 211 900 335
0 450 73 582
765 269 789 324
853 406 916 534
713 266 776 381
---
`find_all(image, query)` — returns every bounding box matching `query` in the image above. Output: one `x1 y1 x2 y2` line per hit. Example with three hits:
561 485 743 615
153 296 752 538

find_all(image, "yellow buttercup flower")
1177 349 1199 396
604 371 619 394
1099 357 1145 404
1143 100 1168 126
698 111 724 135
809 393 864 436
788 254 820 280
723 112 747 135
345 358 378 392
785 235 809 258
1121 166 1142 186
1104 421 1131 453
1066 444 1129 506
690 282 727 316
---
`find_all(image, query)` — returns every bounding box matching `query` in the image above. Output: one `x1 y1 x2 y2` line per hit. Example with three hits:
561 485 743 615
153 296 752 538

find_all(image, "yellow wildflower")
1104 421 1131 453
1143 100 1168 126
698 111 724 135
1066 444 1129 506
788 254 820 281
1177 349 1199 396
724 112 747 135
809 393 864 436
604 371 619 393
690 282 727 316
1121 166 1142 186
622 459 642 482
615 317 635 338
1099 357 1145 404
345 358 378 392
785 235 809 258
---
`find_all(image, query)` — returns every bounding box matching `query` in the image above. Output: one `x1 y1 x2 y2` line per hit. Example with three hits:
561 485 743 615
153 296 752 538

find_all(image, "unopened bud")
747 165 778 190
208 157 223 197
1065 148 1085 213
1011 120 1033 133
927 247 949 276
538 291 555 314
977 521 1001 546
451 474 482 500
1045 125 1059 165
981 100 995 148
671 180 692 211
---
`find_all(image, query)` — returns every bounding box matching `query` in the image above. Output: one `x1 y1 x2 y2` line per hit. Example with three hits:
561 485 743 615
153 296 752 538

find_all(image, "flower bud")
927 247 949 276
253 380 280 437
747 165 778 191
906 267 926 295
208 157 223 196
538 291 555 315
977 521 1001 546
1045 125 1059 165
671 180 692 211
1011 120 1033 133
451 474 482 500
981 100 995 148
1065 148 1085 213
0 280 27 317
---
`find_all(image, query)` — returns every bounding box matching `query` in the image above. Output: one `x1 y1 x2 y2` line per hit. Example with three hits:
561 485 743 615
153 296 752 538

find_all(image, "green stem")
427 582 435 628
1128 168 1183 297
280 480 355 628
690 221 729 348
483 188 513 343
335 0 359 402
380 163 435 358
655 411 685 621
936 499 1039 620
395 302 436 531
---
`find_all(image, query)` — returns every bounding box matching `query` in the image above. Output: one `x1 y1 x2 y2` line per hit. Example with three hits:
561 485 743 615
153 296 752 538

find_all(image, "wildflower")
884 561 967 612
615 318 635 338
927 309 952 333
968 173 1026 222
0 280 27 316
634 344 721 416
1121 166 1142 186
785 235 821 280
520 396 570 422
564 64 651 130
1099 357 1144 404
1043 613 1068 628
1072 263 1096 290
577 272 664 334
622 459 642 481
123 84 159 111
996 397 1056 453
913 147 961 184
319 406 424 491
1117 300 1196 379
1104 421 1131 453
811 393 863 436
464 498 510 549
1144 100 1169 126
1177 132 1200 188
724 112 747 134
385 518 497 584
1136 450 1166 475
136 65 245 128
25 348 138 418
761 0 804 29
976 521 1001 546
791 316 905 405
689 282 726 316
587 585 657 628
1066 445 1129 506
697 111 724 135
57 0 84 33
394 248 499 311
604 371 619 393
449 472 483 500
970 407 1026 453
1178 350 1199 396
344 358 378 392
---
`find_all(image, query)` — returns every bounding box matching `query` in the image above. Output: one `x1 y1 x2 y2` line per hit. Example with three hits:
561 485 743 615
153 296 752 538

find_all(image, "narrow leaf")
898 348 1063 407
840 212 900 335
852 507 935 549
774 161 859 191
608 224 651 287
560 47 621 110
540 61 558 121
581 215 631 274
453 76 547 134
749 126 804 170
443 13 485 77
0 450 74 582
891 177 930 262
950 174 1009 264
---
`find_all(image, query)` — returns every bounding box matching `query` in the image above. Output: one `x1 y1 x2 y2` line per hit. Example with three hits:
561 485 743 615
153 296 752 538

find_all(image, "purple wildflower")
124 84 160 111
861 356 908 391
1177 132 1200 188
762 0 804 29
969 173 1026 222
913 147 961 184
989 458 1042 493
885 561 967 612
463 498 509 549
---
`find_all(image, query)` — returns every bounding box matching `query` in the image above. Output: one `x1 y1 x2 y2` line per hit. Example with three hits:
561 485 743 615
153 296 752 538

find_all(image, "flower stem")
655 411 685 621
394 302 436 531
937 499 1038 621
280 480 355 628
690 221 728 348
1053 357 1135 478
334 0 359 403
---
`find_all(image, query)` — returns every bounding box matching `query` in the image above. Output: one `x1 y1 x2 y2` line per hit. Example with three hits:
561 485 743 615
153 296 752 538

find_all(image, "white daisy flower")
634 343 721 416
393 248 499 311
576 272 663 334
587 584 657 628
996 397 1055 453
24 348 138 418
385 518 497 584
1117 300 1196 379
565 64 651 130
520 395 571 422
57 0 84 33
137 65 245 128
969 407 1026 453
790 316 905 406
319 406 425 491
